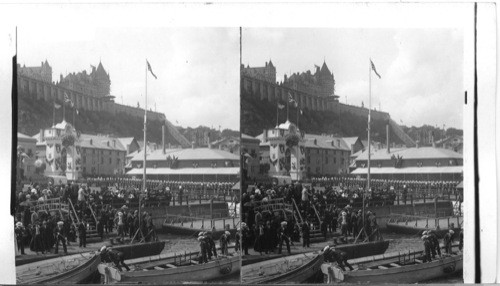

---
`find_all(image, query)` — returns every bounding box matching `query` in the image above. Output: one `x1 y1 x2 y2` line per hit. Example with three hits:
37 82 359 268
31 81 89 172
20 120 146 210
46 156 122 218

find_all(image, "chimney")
162 125 166 154
416 140 419 148
40 129 44 142
263 129 268 142
386 124 390 153
431 132 436 148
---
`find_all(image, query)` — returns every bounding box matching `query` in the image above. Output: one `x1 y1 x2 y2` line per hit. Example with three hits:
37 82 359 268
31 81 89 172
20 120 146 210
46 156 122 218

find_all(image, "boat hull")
242 252 324 284
335 240 390 260
103 255 240 283
340 255 462 283
112 240 166 260
16 252 101 284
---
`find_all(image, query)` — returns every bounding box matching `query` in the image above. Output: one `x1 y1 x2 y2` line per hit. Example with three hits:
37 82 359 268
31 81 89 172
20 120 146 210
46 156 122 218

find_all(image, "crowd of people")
241 176 461 258
14 177 236 256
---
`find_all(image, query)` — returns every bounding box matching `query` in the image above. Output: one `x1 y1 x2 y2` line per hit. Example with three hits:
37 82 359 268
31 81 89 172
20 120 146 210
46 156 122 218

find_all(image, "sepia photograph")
0 2 498 285
240 27 465 284
13 27 241 284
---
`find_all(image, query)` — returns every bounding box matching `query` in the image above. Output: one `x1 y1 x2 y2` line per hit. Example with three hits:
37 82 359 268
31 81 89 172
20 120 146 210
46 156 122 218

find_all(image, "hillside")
241 89 404 145
18 94 180 146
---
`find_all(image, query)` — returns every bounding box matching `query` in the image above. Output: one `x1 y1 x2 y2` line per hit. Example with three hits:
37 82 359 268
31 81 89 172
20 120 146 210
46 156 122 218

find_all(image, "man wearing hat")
100 246 130 271
427 230 441 258
198 233 208 264
443 230 454 254
278 221 291 255
323 246 353 271
241 222 250 255
15 222 25 255
78 219 87 248
54 221 68 254
220 231 231 256
421 232 432 262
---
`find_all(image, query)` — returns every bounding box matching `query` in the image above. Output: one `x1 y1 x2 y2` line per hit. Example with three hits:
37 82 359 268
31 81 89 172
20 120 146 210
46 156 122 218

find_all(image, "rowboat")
321 245 462 284
98 251 240 283
335 239 390 260
241 251 324 284
242 239 390 266
16 251 101 284
111 240 166 260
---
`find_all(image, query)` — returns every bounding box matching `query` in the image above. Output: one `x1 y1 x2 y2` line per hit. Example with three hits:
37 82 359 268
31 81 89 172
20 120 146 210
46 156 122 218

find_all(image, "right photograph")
240 28 464 284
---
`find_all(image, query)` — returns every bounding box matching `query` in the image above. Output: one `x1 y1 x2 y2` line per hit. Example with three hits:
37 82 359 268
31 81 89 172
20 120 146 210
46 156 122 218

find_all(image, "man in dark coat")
54 221 68 254
100 246 130 271
78 220 87 248
323 246 353 271
301 221 310 248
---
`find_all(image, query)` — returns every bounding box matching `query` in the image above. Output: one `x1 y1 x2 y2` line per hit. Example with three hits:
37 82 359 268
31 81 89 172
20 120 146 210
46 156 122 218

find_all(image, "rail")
163 214 240 230
387 213 463 229
311 203 322 226
291 198 304 224
67 198 80 225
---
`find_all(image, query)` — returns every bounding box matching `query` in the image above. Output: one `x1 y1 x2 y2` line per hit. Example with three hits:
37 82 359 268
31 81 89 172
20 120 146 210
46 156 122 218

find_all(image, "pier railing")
387 213 463 229
163 214 240 230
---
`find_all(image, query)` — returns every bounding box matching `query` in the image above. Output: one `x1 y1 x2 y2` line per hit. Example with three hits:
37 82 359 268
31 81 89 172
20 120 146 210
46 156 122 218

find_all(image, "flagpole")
140 59 148 240
63 102 65 122
287 97 289 121
53 102 56 127
364 59 372 234
276 103 279 127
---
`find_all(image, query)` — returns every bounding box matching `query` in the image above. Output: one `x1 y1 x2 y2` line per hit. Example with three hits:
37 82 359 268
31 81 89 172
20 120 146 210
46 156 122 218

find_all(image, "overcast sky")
242 28 464 130
18 27 240 130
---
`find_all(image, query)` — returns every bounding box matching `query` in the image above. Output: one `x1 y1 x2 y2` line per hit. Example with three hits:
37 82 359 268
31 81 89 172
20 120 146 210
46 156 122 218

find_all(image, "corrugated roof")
351 166 462 175
130 148 239 162
126 167 240 175
355 147 463 161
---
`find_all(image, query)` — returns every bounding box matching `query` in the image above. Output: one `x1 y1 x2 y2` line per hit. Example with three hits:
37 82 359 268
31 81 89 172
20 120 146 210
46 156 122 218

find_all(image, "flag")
370 59 381 79
278 103 285 109
147 60 157 79
54 102 61 109
64 92 73 105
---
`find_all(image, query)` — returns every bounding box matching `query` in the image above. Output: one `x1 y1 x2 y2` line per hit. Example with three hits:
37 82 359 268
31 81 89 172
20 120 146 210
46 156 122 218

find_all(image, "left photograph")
14 27 241 284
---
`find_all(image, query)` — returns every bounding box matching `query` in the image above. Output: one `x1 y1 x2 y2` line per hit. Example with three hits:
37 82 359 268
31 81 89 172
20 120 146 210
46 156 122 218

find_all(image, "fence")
163 214 240 230
387 213 463 229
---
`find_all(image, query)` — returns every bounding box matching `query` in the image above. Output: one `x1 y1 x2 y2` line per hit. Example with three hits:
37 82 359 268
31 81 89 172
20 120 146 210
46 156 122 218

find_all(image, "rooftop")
355 146 463 161
130 147 240 162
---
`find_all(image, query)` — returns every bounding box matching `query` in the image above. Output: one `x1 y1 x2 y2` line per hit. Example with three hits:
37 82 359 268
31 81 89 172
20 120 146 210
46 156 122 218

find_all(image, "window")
325 157 329 164
334 157 336 164
101 157 104 164
109 157 112 164
82 156 86 164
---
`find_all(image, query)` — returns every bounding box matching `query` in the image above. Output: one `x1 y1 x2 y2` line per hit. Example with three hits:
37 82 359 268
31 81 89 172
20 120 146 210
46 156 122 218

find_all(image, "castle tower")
318 61 335 97
92 61 111 97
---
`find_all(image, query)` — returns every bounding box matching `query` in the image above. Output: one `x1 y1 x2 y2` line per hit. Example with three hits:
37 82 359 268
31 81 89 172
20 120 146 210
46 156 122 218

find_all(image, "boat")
16 251 101 284
321 245 462 284
98 251 240 283
242 239 390 266
111 240 166 260
241 251 324 284
335 239 390 260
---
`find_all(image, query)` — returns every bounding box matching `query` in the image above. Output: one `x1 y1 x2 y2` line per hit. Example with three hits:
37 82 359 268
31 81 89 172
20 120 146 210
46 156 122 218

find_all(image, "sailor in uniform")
323 245 353 271
100 246 130 271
